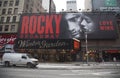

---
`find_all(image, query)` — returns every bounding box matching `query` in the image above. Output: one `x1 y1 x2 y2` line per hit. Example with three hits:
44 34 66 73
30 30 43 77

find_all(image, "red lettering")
100 26 114 30
29 16 37 35
109 21 113 25
99 21 113 25
46 15 53 34
21 16 29 34
20 14 62 39
110 26 114 30
100 26 104 30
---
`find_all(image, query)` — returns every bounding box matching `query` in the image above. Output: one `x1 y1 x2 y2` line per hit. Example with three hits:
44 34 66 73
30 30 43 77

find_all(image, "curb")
37 67 120 70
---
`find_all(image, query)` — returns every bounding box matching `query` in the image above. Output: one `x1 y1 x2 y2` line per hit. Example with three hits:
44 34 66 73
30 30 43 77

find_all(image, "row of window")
0 24 16 32
0 0 19 7
67 1 76 4
0 16 17 23
1 8 18 15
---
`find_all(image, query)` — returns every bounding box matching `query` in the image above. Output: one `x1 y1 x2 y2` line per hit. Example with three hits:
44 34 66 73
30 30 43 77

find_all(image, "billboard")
18 13 118 40
92 0 120 11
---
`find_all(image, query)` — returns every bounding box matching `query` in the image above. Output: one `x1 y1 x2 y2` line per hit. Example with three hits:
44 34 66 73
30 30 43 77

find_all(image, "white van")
2 53 39 68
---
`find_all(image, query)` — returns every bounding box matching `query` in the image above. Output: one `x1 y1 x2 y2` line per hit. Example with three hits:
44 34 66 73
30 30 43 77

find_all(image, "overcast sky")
53 0 85 12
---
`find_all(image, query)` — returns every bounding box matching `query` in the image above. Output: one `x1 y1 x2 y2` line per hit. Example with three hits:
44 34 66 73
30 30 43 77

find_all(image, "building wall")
23 0 44 13
42 0 56 12
66 0 77 12
92 0 120 11
0 0 45 34
0 0 25 33
84 0 92 11
83 0 120 51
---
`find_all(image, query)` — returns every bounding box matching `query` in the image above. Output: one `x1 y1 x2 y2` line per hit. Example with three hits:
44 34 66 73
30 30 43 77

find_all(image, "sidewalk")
0 61 120 69
36 62 120 70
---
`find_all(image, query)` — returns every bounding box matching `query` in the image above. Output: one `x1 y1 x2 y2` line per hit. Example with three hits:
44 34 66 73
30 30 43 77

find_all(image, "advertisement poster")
18 13 118 40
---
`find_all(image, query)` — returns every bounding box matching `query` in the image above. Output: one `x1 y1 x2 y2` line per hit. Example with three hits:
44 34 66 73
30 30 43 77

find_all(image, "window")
11 25 15 31
0 17 5 23
4 25 9 31
14 8 18 14
22 56 27 59
8 8 12 14
2 9 6 14
30 8 32 13
3 1 8 7
12 16 16 22
0 1 2 7
15 0 19 6
9 1 14 6
0 25 2 31
6 17 10 23
26 4 29 10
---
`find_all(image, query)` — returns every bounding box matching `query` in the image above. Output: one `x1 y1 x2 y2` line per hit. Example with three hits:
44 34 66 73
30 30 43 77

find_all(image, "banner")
14 39 81 49
18 13 118 39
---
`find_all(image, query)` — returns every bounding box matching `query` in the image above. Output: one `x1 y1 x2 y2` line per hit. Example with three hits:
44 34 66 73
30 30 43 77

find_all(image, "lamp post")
85 31 89 65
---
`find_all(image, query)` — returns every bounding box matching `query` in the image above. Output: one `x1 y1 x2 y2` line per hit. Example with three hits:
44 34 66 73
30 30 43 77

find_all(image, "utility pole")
85 31 89 65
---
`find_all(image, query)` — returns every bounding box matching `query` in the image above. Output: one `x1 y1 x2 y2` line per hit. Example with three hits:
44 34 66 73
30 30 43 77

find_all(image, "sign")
92 0 120 12
18 13 118 39
105 0 117 6
104 50 120 53
0 34 17 45
14 39 81 49
73 38 80 50
15 39 72 49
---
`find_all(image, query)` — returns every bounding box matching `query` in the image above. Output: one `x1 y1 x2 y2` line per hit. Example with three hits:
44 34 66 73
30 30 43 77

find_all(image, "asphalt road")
0 67 120 78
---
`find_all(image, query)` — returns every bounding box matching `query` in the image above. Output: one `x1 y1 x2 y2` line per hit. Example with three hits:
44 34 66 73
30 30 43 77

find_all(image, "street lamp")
85 30 89 65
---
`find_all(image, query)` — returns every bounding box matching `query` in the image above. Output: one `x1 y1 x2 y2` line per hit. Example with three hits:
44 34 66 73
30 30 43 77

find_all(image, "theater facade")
1 12 120 62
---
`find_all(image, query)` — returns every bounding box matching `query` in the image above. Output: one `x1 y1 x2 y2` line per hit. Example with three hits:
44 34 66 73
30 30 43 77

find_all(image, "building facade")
1 0 120 62
66 0 77 12
0 0 45 55
0 0 58 61
42 0 56 13
83 0 120 62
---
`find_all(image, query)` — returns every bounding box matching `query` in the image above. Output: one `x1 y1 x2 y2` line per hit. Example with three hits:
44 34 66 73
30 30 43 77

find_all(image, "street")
0 66 120 78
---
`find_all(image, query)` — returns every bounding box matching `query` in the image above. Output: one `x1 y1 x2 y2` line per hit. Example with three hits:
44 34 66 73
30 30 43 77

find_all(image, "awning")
104 50 120 53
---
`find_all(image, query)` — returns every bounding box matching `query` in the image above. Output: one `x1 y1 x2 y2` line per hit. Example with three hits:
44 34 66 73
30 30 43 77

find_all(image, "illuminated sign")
73 38 80 50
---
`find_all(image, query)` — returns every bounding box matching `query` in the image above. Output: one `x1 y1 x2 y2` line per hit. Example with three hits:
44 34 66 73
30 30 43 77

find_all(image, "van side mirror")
22 56 27 59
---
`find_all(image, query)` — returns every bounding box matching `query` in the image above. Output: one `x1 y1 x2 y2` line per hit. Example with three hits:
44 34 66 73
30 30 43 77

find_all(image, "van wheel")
4 61 10 67
27 63 33 68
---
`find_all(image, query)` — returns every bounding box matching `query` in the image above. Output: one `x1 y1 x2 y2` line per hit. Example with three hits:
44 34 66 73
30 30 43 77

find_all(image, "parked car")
2 53 39 68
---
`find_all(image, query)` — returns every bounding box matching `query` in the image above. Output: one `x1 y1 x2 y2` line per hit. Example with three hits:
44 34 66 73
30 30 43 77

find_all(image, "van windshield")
27 54 33 58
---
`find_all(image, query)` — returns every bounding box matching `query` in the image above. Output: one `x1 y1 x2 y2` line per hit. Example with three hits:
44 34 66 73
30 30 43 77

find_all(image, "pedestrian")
113 57 116 62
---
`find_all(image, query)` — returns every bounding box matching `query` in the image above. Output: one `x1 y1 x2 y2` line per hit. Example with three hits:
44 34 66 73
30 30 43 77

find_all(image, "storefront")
0 34 17 53
102 50 120 62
